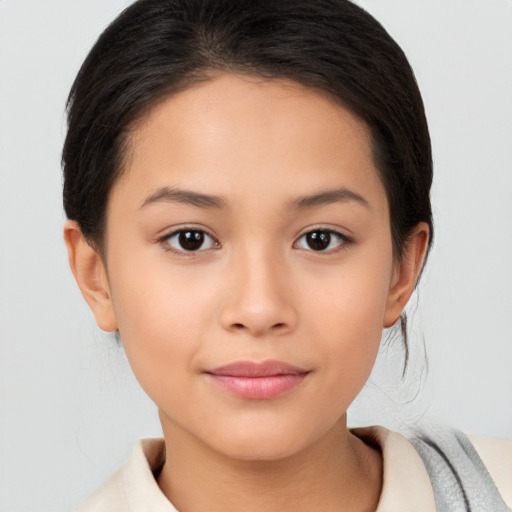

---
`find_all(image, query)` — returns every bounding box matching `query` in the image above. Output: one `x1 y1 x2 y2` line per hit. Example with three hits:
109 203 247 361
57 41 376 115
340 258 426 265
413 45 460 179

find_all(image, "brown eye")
165 229 217 252
295 229 347 252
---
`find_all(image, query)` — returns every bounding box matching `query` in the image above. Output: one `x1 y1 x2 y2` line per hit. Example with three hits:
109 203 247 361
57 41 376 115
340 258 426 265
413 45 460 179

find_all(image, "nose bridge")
221 241 297 336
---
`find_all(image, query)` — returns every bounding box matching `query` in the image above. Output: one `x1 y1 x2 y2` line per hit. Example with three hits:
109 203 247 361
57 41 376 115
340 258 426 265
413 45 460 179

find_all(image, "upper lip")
206 360 309 377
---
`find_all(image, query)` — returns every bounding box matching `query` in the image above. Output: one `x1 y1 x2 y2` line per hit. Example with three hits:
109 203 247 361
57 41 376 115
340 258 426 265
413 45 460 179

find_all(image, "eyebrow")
291 187 370 210
140 185 369 211
140 186 227 209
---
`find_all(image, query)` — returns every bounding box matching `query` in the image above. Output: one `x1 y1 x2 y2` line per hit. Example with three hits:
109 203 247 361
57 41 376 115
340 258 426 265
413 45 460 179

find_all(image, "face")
76 74 418 460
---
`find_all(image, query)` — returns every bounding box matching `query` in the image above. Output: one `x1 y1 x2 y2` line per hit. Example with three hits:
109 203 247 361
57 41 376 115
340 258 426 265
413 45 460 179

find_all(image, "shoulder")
77 438 175 512
352 425 512 512
351 425 437 511
407 426 512 511
77 465 127 512
469 433 512 509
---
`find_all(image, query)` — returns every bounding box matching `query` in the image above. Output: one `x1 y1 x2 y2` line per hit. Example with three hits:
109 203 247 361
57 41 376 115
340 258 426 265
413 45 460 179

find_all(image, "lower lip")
206 373 308 399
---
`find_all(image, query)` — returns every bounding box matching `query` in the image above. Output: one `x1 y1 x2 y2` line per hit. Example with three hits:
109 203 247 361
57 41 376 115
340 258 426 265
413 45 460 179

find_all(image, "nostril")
230 322 287 331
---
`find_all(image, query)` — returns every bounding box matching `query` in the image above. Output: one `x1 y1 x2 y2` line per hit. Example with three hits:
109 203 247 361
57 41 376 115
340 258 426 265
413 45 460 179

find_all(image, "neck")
157 415 382 512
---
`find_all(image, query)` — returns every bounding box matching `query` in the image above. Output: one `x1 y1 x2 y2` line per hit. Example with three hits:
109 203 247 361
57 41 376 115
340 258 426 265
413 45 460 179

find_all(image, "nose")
220 249 298 338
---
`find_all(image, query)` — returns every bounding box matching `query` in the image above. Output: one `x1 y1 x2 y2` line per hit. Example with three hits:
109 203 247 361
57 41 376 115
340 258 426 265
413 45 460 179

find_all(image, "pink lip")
205 361 310 400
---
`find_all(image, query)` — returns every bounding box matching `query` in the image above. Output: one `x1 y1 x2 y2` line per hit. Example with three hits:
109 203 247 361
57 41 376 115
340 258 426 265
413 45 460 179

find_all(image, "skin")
65 74 429 511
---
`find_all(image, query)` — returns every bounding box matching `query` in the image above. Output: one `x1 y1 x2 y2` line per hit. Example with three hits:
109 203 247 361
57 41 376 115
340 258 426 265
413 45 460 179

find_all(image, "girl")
62 0 511 510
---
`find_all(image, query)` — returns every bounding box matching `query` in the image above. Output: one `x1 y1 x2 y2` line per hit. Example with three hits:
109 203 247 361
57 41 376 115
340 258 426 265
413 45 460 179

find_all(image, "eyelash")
158 227 353 255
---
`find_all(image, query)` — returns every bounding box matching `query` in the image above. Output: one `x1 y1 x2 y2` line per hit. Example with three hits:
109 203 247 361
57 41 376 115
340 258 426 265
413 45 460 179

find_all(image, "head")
63 0 432 459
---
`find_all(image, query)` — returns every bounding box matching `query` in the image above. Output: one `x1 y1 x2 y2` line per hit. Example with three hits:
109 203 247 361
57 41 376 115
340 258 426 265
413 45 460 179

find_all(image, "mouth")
204 360 311 400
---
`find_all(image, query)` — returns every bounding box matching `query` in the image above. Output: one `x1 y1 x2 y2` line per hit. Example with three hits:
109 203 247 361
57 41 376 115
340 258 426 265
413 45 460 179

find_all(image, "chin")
216 436 305 462
204 417 328 463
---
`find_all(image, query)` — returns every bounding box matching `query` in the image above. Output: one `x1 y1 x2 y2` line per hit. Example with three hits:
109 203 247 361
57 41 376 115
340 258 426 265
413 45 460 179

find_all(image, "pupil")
179 230 204 251
307 231 331 251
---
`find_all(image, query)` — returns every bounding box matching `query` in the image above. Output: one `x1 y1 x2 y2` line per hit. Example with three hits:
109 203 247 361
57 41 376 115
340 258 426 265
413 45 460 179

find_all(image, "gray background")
0 1 511 510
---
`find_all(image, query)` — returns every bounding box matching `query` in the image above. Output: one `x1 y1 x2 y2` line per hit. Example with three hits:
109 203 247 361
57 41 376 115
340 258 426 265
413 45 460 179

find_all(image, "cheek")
301 258 391 390
106 254 220 398
110 245 221 328
304 252 391 333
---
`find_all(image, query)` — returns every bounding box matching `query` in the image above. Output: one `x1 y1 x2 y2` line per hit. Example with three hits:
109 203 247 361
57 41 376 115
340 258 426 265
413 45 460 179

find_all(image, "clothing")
77 426 512 512
409 428 510 511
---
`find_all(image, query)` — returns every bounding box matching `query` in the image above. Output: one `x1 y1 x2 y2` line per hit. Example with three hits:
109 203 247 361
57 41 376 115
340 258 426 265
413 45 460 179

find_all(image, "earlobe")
383 222 430 328
63 220 118 332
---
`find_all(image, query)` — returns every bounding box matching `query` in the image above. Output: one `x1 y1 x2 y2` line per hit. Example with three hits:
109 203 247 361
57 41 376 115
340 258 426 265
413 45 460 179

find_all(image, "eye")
163 229 218 252
295 229 348 252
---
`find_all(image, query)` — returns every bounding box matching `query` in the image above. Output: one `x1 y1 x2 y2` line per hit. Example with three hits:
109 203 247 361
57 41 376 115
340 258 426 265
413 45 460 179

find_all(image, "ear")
383 222 430 328
63 220 118 332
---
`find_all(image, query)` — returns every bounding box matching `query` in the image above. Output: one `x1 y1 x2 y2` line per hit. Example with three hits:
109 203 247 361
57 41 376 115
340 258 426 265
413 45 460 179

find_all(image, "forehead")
114 73 386 212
